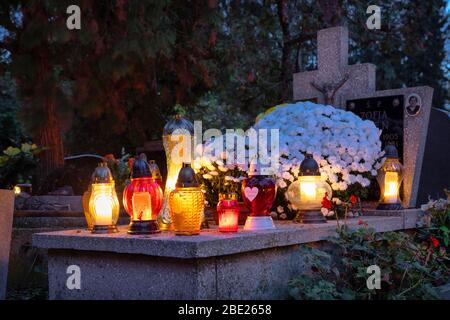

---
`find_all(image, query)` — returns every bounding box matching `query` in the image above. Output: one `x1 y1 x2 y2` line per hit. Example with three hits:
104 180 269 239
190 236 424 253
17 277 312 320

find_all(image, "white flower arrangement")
193 144 248 208
254 102 384 193
192 101 383 219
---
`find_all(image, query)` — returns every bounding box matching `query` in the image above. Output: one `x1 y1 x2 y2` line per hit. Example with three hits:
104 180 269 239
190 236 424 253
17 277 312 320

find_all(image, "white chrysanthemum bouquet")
254 102 384 218
193 102 384 219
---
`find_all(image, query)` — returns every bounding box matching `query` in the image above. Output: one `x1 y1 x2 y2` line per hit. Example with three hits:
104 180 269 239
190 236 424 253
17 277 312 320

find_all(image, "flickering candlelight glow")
376 145 403 210
169 163 204 236
299 176 317 201
87 163 120 233
13 186 21 195
160 115 195 231
132 192 152 221
384 172 399 203
123 154 162 234
286 155 331 223
217 194 239 233
218 209 239 232
93 194 113 226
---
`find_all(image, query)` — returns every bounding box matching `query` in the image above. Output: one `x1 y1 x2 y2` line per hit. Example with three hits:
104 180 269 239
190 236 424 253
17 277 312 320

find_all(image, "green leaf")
3 147 20 157
439 226 449 233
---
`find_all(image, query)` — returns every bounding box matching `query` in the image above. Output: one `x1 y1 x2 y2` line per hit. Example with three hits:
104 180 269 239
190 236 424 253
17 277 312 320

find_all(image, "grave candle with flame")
242 163 276 230
88 163 120 234
377 145 403 210
286 155 332 223
123 154 163 234
160 115 195 231
169 163 204 236
217 193 239 233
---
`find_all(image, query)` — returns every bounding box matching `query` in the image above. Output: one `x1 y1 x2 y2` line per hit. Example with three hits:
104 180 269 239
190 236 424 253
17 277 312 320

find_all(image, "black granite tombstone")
346 95 404 161
416 108 450 205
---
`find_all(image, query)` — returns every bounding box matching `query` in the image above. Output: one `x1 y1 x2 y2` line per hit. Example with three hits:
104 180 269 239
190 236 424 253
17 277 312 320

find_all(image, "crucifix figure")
293 27 375 108
310 73 349 105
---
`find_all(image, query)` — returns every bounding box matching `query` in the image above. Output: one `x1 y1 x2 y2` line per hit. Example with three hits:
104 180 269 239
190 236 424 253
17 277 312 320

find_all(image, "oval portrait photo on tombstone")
405 93 422 117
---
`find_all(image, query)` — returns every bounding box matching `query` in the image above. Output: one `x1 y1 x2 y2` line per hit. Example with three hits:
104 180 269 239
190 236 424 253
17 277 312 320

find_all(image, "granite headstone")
292 26 434 208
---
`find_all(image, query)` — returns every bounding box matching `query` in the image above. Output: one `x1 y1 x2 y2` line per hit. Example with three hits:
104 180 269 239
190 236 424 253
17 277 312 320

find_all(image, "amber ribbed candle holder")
169 187 204 235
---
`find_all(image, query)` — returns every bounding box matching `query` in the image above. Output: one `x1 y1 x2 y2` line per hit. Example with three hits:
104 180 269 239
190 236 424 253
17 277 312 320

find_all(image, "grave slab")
0 190 15 299
33 210 421 300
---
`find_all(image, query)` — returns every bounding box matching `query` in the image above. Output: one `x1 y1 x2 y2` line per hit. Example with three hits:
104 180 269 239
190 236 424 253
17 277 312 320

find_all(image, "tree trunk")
35 102 65 180
277 0 293 102
35 55 65 182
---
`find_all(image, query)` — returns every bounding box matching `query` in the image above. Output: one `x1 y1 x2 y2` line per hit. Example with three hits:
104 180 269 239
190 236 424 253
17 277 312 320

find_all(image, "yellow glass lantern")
377 145 403 210
88 163 120 233
82 184 93 230
159 115 194 230
286 155 332 223
169 163 204 236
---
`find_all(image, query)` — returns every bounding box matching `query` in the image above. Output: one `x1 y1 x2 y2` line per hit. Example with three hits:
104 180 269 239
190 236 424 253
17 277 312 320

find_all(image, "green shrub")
289 225 450 300
0 143 41 189
417 193 450 250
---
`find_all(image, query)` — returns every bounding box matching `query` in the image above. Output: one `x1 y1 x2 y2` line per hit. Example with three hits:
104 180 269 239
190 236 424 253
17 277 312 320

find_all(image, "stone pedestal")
33 209 421 300
0 190 15 299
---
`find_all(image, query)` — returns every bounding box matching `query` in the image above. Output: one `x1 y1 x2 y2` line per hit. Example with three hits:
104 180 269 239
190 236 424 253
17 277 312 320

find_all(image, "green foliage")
0 72 23 151
346 0 449 108
0 143 41 189
182 92 253 131
289 226 450 300
101 149 132 195
417 193 450 249
0 0 448 160
195 160 247 208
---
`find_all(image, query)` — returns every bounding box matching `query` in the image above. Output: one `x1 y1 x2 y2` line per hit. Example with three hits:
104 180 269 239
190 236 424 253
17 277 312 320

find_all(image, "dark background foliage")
0 0 448 187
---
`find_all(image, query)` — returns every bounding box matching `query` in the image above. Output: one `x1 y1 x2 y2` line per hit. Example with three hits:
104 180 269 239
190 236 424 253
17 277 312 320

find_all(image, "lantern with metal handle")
123 154 163 234
88 163 120 234
376 145 403 210
160 115 195 231
169 163 204 236
286 154 332 223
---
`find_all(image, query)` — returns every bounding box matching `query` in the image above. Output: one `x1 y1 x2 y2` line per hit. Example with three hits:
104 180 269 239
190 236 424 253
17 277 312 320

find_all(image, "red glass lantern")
123 154 163 234
242 163 276 230
217 193 239 233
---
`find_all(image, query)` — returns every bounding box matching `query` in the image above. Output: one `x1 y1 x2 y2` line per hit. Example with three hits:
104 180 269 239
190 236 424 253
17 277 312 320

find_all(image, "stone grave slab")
0 190 15 299
33 210 421 300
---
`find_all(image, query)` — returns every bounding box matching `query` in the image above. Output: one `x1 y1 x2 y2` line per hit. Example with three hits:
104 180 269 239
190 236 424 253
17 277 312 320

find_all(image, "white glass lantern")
286 155 332 223
377 145 403 210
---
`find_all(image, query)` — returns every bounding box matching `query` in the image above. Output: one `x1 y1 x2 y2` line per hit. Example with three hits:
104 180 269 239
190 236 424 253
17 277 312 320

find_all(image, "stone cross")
293 26 434 208
0 190 14 299
293 26 376 108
